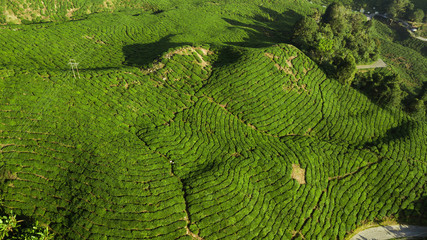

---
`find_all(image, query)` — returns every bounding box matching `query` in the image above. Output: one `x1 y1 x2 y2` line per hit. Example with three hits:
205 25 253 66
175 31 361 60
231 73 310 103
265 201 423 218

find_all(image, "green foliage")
353 69 406 108
317 38 335 55
0 213 20 239
292 2 378 83
0 212 52 240
322 2 350 35
417 24 427 37
0 0 165 24
334 53 357 85
387 0 415 18
311 0 426 23
409 9 425 22
292 16 318 50
408 98 426 119
0 1 425 240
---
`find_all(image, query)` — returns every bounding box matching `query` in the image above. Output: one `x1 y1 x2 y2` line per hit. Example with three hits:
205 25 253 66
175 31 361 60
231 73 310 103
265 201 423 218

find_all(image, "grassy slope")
1 1 426 239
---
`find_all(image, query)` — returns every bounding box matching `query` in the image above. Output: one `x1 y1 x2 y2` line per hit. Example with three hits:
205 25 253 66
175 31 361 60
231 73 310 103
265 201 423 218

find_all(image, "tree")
334 53 357 85
311 8 322 22
322 2 345 24
292 16 318 50
409 99 426 119
322 2 350 36
387 0 414 18
292 2 378 82
386 81 405 109
349 13 365 33
353 70 405 108
312 24 336 63
315 37 335 62
409 9 425 23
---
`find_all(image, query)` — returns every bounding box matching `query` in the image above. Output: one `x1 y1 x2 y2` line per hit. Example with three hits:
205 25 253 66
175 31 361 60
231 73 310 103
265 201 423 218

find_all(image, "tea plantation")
0 0 426 239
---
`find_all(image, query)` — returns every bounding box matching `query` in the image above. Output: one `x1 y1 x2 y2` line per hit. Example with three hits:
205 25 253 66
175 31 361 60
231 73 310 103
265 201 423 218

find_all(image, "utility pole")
68 59 80 79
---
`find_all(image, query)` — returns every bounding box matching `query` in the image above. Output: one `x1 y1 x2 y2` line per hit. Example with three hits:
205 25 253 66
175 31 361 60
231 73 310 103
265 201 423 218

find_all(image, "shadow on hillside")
123 7 302 67
364 120 416 148
211 46 245 68
122 34 187 68
403 81 427 114
389 22 412 42
396 196 427 226
222 7 302 47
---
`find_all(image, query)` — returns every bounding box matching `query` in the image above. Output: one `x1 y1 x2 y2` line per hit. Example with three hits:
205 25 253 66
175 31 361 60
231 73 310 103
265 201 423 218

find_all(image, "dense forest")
292 3 378 84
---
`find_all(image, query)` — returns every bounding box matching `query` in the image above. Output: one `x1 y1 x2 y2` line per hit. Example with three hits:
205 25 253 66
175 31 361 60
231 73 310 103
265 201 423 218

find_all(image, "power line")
68 59 80 79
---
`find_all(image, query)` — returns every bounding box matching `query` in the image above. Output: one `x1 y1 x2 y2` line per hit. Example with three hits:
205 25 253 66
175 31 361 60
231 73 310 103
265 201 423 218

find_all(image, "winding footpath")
350 225 427 240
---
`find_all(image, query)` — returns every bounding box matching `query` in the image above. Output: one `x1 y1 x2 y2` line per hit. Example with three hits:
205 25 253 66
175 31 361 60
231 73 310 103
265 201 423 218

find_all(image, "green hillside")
1 0 426 239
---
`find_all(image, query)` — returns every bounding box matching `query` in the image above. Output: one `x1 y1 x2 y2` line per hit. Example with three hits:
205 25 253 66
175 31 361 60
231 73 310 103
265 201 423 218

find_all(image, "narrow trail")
350 225 427 240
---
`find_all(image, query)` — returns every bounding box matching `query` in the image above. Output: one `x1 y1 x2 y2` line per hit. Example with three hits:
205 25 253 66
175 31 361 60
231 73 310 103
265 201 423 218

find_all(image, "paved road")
416 36 427 41
350 225 427 240
413 35 427 42
356 59 387 70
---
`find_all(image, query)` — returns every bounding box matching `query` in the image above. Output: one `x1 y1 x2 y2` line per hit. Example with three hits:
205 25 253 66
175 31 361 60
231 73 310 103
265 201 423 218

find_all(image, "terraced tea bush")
0 1 426 239
0 0 164 24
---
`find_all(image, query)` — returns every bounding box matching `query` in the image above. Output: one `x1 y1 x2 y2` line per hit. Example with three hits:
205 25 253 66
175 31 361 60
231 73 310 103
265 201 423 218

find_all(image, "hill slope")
1 42 425 239
1 3 426 240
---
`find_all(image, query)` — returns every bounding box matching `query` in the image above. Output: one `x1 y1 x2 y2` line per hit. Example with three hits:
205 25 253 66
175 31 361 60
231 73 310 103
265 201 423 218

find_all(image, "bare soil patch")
4 9 21 24
291 164 306 184
66 8 80 18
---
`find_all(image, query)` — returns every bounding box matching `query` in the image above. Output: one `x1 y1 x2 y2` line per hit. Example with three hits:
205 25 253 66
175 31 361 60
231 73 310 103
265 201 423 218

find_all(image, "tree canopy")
292 3 378 84
387 0 414 18
353 69 406 109
409 9 425 22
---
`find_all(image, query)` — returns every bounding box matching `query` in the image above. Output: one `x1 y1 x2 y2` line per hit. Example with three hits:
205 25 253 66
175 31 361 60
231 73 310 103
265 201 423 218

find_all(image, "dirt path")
356 59 387 70
350 225 427 240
